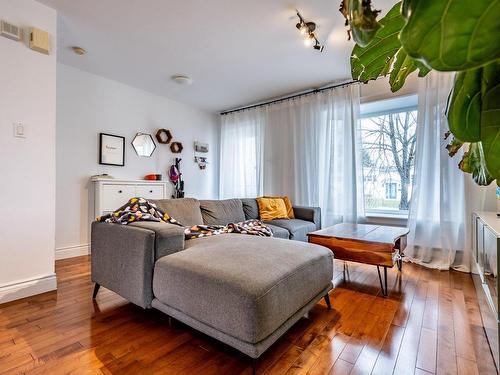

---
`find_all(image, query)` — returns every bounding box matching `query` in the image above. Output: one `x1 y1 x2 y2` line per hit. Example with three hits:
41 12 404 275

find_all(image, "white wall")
0 0 57 302
56 63 219 258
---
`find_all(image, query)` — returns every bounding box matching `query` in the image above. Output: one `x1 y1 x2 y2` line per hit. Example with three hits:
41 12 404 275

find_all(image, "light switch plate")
13 122 26 138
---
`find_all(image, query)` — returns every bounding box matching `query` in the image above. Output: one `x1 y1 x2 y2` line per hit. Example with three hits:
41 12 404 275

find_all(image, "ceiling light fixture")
295 11 324 52
171 74 193 85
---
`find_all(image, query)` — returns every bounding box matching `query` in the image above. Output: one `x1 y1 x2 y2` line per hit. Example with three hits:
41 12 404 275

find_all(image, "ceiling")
37 0 397 112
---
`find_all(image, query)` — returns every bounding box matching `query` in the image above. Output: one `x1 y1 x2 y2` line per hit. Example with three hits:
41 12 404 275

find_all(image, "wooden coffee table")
308 223 409 296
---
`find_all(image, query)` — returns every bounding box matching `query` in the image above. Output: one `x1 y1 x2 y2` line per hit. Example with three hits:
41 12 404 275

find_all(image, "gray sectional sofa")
91 197 333 367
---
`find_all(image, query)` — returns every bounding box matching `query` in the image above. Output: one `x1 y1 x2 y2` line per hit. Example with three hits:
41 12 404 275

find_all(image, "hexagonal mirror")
132 133 156 157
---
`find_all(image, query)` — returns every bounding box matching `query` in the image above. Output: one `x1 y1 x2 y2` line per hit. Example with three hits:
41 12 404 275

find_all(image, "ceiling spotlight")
71 46 86 55
295 11 324 52
171 74 193 85
304 34 315 46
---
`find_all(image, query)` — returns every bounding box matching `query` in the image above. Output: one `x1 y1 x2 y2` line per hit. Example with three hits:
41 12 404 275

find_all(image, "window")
360 95 418 216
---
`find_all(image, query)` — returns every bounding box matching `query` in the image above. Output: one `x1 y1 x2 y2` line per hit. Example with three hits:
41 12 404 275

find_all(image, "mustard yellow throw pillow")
257 197 289 221
265 196 295 219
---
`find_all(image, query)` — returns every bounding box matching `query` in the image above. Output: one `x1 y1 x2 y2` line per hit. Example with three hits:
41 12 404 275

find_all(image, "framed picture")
99 133 125 166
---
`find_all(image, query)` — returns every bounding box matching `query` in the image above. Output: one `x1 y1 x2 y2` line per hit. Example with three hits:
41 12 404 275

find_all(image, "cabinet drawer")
101 185 136 211
136 185 164 199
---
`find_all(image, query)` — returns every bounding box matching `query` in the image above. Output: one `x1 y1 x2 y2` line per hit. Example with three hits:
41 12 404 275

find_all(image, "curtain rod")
220 80 359 116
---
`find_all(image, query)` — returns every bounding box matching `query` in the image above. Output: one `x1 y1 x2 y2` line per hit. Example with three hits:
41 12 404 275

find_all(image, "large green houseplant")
341 0 500 186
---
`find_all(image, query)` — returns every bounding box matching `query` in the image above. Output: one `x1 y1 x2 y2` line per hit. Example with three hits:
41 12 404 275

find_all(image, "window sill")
363 211 408 227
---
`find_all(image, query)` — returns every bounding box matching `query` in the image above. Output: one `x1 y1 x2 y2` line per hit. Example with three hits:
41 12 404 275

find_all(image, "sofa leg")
324 293 332 310
92 283 100 299
250 357 257 375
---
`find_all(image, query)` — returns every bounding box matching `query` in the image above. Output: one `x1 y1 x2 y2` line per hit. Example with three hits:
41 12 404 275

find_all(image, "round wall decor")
155 129 172 144
170 142 183 153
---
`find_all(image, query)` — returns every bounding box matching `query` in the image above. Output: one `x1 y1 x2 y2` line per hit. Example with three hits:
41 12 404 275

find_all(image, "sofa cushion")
153 234 333 344
264 219 317 242
200 199 246 225
241 198 259 220
151 198 203 226
265 223 290 239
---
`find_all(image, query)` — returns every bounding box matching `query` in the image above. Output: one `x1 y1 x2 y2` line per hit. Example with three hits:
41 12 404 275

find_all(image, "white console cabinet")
472 211 500 371
92 177 168 218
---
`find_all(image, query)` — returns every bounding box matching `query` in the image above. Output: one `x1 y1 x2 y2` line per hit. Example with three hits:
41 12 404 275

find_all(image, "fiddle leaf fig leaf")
351 2 403 82
459 142 494 186
448 68 482 142
347 0 382 47
414 59 431 77
400 0 500 71
446 138 464 157
389 49 417 92
480 61 500 182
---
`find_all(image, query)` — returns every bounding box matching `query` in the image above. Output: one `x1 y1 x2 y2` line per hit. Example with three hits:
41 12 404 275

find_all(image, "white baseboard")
0 274 57 304
55 244 90 260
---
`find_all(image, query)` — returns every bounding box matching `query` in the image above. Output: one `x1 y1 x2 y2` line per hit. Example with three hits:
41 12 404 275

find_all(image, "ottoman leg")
324 293 332 310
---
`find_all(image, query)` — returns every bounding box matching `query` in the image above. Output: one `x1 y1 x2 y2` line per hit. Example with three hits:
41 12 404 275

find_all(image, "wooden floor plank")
0 256 496 375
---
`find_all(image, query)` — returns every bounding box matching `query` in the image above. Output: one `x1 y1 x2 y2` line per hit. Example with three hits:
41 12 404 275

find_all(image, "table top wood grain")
308 223 409 246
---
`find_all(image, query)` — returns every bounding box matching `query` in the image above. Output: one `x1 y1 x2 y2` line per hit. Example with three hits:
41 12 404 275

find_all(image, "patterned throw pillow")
256 197 289 221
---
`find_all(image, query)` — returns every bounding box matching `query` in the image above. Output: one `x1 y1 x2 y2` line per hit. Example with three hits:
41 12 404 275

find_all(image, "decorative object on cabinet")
155 129 172 144
132 133 156 157
471 211 500 370
169 158 185 198
99 133 125 166
91 174 114 179
144 174 162 181
91 177 168 218
170 142 183 154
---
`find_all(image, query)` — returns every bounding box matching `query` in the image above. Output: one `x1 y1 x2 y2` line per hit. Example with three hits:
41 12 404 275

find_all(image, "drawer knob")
118 190 123 193
149 190 153 193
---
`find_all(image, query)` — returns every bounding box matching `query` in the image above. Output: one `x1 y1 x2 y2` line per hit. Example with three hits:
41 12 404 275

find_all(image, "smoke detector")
171 75 193 85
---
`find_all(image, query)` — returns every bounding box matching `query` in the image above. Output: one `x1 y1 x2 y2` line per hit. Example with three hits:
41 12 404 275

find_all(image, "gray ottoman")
152 234 333 359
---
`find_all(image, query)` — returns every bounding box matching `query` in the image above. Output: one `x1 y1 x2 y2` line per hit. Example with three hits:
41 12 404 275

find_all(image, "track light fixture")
295 11 324 52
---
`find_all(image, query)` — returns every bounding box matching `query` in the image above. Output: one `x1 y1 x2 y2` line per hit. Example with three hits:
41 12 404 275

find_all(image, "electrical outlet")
13 122 26 138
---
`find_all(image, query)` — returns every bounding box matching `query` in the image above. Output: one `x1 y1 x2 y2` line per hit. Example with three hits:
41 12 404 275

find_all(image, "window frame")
359 95 418 219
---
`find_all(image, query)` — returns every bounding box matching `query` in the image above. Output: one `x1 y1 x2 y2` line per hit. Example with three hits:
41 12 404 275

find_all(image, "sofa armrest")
129 221 185 260
292 206 321 230
91 221 186 308
91 221 156 308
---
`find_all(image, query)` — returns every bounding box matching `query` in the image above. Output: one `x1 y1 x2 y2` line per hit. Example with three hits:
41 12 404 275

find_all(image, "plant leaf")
480 61 500 182
459 142 494 185
414 59 431 77
448 68 482 142
348 0 382 47
351 2 404 82
446 138 464 157
400 0 500 71
389 49 417 92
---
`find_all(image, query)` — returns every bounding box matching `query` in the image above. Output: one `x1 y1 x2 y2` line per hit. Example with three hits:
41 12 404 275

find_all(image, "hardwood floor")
0 256 497 374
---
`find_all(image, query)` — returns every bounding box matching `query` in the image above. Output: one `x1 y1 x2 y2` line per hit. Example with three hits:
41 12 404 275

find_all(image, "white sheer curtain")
263 85 364 226
219 109 264 198
220 84 364 227
405 71 494 271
